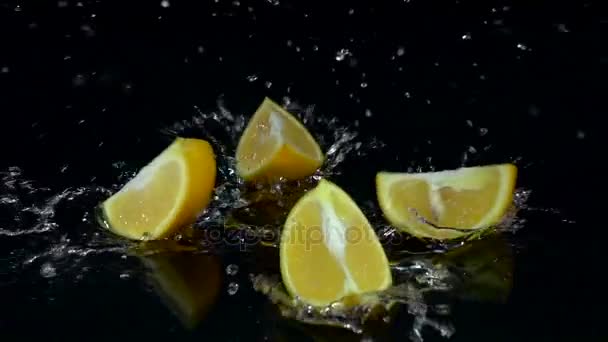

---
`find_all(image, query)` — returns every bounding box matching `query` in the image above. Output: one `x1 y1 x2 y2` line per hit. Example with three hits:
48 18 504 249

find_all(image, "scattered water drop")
360 82 368 88
461 33 472 40
160 0 170 8
479 127 488 136
227 282 240 295
40 262 56 278
57 0 68 7
576 130 585 139
119 273 130 279
246 74 258 82
335 48 351 61
348 8 354 15
264 81 273 88
516 43 530 51
72 74 87 87
466 119 473 127
266 0 280 5
226 264 239 276
365 109 373 117
556 23 570 33
404 91 411 98
1 66 9 74
80 24 95 37
396 46 405 56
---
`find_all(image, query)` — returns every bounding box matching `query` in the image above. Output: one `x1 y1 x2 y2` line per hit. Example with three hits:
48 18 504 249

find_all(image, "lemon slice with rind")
376 164 517 240
280 179 392 307
236 97 324 182
102 138 216 240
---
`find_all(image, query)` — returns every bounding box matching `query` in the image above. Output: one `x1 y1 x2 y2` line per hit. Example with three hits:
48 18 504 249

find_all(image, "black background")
0 0 605 341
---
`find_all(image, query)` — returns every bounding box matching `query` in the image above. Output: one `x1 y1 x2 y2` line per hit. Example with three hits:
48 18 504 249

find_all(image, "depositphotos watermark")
194 223 406 251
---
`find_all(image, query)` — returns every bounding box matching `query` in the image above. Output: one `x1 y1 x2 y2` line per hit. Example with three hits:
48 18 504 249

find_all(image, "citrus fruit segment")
236 97 324 182
376 164 517 240
280 179 392 307
102 138 216 240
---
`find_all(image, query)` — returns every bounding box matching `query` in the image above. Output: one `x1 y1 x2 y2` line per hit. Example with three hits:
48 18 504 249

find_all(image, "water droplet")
232 0 240 6
468 146 477 153
264 81 272 88
528 104 540 117
576 130 585 139
1 66 9 74
461 33 472 40
40 262 56 278
556 24 570 33
286 40 293 47
335 48 351 61
312 45 319 51
119 273 130 279
246 74 258 82
396 46 405 56
227 282 239 295
348 8 354 15
365 109 373 117
404 91 411 98
58 1 68 7
160 0 170 8
466 119 473 127
72 74 87 87
266 0 280 5
516 43 529 51
80 24 95 37
197 46 204 54
479 127 488 136
479 74 487 80
360 82 368 88
226 264 239 276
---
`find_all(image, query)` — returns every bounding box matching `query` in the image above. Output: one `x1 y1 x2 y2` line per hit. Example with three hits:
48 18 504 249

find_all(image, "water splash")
252 235 513 340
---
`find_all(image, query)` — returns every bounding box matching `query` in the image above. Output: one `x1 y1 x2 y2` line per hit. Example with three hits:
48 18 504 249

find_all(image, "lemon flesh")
376 164 517 240
280 179 392 307
102 138 216 240
236 97 324 182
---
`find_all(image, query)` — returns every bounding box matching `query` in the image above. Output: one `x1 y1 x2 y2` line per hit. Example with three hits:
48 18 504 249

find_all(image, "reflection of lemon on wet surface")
141 252 222 329
376 164 517 240
236 97 324 182
102 138 216 240
280 179 392 307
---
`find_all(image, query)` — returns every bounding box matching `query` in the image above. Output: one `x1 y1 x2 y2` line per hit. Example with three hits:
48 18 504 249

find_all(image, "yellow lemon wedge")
101 138 216 240
141 252 222 329
236 97 324 182
280 179 392 307
376 164 517 240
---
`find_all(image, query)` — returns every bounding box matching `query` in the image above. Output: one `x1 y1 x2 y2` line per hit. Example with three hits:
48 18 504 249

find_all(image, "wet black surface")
0 0 604 341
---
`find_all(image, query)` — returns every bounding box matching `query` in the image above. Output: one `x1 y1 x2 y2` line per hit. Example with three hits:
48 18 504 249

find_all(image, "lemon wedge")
280 179 392 307
376 164 517 240
102 138 216 240
236 97 324 182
